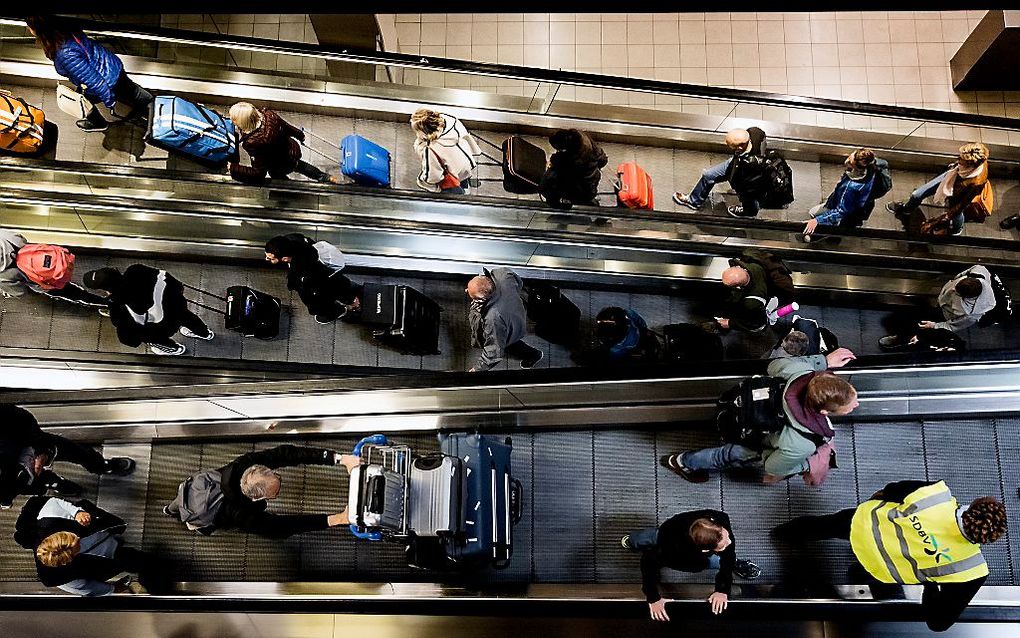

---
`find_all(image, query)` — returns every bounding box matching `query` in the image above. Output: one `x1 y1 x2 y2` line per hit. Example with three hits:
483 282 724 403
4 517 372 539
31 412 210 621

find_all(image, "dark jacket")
0 404 60 506
469 268 529 371
15 496 127 588
106 264 188 347
539 136 608 210
723 261 770 333
291 262 360 316
641 509 736 603
52 33 124 108
814 169 876 227
725 126 768 187
215 445 338 539
230 108 306 184
873 480 987 633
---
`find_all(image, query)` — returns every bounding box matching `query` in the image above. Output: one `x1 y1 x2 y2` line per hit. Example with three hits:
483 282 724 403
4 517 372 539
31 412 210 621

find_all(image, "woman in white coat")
411 109 481 194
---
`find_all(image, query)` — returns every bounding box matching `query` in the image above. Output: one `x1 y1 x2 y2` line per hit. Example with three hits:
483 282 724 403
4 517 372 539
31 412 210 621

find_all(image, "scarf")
784 372 835 439
933 163 983 207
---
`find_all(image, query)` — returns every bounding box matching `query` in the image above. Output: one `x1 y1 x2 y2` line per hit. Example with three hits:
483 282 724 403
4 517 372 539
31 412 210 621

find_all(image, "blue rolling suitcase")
439 433 522 569
146 95 238 167
340 134 391 187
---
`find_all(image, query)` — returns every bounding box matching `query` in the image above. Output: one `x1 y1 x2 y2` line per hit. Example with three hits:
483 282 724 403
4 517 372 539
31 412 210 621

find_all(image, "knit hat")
83 267 122 292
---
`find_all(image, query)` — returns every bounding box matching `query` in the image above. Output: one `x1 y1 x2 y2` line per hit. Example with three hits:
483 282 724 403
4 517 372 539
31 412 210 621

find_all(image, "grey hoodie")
469 267 529 371
936 265 998 332
0 230 27 298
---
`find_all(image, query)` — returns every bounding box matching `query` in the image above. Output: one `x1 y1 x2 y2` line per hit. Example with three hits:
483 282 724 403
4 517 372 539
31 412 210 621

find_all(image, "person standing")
26 15 152 132
539 128 609 210
621 510 761 621
84 265 214 356
0 404 135 509
228 102 337 185
773 480 1006 632
466 267 543 371
264 233 360 323
672 127 768 218
410 108 481 195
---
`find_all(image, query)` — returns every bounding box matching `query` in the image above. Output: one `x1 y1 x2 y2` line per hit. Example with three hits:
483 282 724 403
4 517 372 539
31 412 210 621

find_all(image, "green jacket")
759 354 830 477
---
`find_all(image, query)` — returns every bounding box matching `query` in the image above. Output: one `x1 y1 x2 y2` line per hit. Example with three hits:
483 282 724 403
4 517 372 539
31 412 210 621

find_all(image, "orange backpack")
16 244 75 290
963 181 994 223
0 90 46 154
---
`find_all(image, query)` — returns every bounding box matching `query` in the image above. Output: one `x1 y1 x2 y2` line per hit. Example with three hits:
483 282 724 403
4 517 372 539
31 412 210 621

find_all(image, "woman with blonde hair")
410 108 481 194
227 101 337 185
16 495 169 595
887 142 990 236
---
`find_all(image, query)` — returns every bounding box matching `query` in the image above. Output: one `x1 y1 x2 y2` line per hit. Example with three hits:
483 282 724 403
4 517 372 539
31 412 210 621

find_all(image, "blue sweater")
52 33 124 108
814 171 875 226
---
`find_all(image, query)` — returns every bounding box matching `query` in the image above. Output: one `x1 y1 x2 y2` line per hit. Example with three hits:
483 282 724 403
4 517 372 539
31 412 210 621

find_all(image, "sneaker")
734 559 762 580
727 205 754 218
620 535 635 550
150 342 186 356
180 326 214 340
315 314 335 324
520 350 544 369
672 191 701 211
104 457 136 476
950 228 963 237
659 452 710 484
878 335 904 351
98 307 111 317
162 504 177 519
47 478 84 497
76 118 108 133
885 201 917 218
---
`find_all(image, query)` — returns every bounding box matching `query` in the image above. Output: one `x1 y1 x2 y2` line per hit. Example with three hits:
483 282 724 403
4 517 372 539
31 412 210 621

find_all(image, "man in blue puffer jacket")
27 16 152 132
802 148 887 241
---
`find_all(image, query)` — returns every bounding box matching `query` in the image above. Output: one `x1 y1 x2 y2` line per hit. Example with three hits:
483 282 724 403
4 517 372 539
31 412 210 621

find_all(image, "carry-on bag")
0 90 46 155
145 95 239 167
359 283 442 355
475 134 546 195
526 281 581 346
181 282 281 340
716 375 788 449
661 323 724 362
340 134 391 187
615 162 654 209
439 433 522 569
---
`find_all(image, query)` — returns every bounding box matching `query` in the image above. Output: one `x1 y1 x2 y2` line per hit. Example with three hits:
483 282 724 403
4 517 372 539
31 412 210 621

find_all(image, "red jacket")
230 108 305 183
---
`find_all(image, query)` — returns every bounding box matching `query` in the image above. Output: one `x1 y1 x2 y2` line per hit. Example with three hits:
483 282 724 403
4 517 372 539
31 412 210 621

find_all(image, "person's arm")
714 535 735 596
416 144 443 191
229 153 269 184
640 547 663 604
240 445 339 471
766 353 828 380
277 113 305 142
57 45 115 108
474 315 508 372
37 497 83 521
873 480 934 503
762 444 809 481
58 578 115 597
922 577 986 633
237 510 333 539
933 300 980 333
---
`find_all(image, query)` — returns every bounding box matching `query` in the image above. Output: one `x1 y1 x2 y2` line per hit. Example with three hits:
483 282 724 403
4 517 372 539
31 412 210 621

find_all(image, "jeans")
33 282 109 309
84 71 153 125
905 170 950 209
687 159 733 208
506 339 542 364
682 444 761 471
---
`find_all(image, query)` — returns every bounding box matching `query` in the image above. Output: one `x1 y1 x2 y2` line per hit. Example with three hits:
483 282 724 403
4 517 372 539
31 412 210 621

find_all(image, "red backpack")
16 244 74 290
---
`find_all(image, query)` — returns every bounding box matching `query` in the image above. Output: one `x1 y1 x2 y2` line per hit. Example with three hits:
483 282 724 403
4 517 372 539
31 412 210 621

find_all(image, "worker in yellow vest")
772 480 1006 632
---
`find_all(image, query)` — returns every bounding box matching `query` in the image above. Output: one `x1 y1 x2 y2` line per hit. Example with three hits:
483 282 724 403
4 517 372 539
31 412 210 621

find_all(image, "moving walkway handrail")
5 155 1020 255
3 15 1020 132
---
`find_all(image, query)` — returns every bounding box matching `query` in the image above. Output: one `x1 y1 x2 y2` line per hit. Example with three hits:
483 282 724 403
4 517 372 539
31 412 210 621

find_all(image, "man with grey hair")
165 444 359 539
672 127 768 218
467 267 543 371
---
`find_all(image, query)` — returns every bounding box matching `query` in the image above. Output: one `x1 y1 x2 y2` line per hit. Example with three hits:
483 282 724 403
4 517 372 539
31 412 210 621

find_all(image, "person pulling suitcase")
84 265 214 356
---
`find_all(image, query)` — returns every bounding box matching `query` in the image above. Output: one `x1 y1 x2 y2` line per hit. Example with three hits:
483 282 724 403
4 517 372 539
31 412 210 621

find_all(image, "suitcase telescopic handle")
181 281 229 315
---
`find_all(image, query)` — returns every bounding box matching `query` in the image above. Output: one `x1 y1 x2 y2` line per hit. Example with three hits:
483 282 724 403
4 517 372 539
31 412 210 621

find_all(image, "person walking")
0 230 109 313
228 102 337 185
539 128 608 210
803 148 889 240
466 267 543 371
410 108 481 194
264 233 360 323
672 127 768 218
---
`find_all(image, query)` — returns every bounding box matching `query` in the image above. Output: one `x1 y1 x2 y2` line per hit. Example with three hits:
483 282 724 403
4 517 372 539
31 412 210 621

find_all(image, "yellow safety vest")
850 481 988 584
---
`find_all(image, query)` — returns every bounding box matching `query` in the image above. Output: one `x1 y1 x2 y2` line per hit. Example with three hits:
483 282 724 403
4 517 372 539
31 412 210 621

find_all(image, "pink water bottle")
775 302 799 319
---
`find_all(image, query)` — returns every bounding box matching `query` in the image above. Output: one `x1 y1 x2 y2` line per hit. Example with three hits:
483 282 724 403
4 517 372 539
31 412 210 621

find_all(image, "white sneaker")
150 342 186 356
98 307 111 317
180 326 214 340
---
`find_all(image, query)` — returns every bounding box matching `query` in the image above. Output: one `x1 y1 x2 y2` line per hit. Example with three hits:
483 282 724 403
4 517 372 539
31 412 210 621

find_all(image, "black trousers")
146 306 212 348
506 339 542 363
779 508 855 541
114 545 173 593
35 282 109 308
84 71 153 125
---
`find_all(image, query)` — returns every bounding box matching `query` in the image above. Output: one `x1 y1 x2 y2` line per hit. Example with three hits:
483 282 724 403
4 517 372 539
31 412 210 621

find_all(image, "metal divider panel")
141 442 203 579
531 430 597 582
923 418 1012 586
592 429 659 583
993 416 1020 587
852 420 927 499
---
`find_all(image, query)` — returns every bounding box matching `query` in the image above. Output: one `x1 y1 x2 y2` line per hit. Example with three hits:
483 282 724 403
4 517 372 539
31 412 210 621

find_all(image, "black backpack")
732 150 794 208
732 248 796 306
968 269 1014 327
869 158 893 200
716 376 788 450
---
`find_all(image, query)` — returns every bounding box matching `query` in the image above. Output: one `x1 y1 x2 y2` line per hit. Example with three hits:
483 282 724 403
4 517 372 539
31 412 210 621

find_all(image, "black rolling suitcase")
182 283 281 339
440 433 521 569
661 323 724 362
360 283 442 355
476 135 547 195
526 281 581 346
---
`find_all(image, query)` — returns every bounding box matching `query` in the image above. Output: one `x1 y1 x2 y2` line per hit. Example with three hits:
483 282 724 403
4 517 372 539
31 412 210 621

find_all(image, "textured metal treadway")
0 420 1017 588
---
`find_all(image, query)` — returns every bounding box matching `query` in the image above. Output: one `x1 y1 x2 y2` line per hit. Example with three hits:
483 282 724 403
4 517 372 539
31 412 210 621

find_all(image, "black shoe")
162 504 177 519
315 314 335 324
520 350 544 369
734 559 762 580
660 452 710 483
879 335 906 351
727 205 755 218
76 118 108 133
1000 213 1020 230
104 457 136 476
48 478 84 497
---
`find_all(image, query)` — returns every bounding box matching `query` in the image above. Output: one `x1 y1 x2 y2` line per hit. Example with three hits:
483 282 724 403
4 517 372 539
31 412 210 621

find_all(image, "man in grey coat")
466 267 543 371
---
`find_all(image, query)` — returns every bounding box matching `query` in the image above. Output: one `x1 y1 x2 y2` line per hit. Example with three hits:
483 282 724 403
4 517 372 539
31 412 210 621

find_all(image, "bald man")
673 127 767 218
467 267 543 371
715 263 770 333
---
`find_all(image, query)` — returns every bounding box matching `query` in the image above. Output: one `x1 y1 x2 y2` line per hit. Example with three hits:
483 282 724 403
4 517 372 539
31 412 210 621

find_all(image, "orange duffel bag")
963 181 994 223
0 89 46 154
